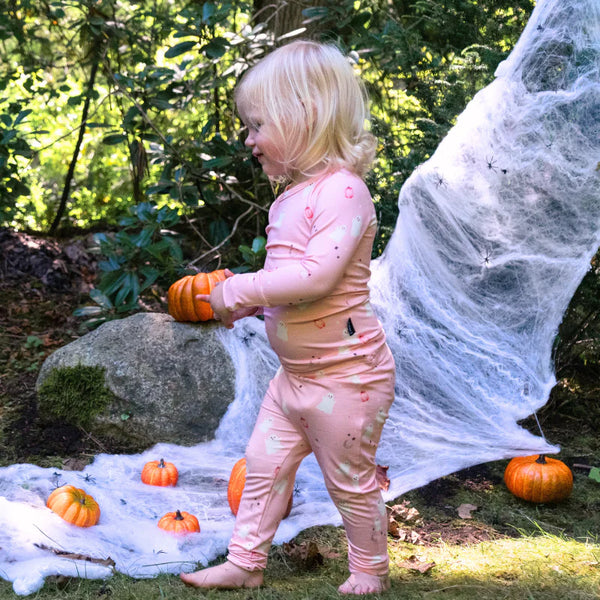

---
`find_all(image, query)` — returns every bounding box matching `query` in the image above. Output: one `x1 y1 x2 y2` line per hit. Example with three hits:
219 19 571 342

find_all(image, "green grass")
2 465 599 600
1 532 598 599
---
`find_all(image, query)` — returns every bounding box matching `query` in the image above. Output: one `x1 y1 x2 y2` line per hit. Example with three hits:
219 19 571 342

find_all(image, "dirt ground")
0 227 101 460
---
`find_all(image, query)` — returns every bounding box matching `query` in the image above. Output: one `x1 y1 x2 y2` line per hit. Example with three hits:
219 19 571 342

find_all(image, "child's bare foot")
338 572 390 595
180 560 263 589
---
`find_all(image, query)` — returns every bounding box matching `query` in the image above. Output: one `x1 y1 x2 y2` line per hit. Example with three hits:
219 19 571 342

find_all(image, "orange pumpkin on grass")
228 458 293 518
168 270 228 322
46 484 100 527
141 458 179 487
504 454 573 503
158 510 200 535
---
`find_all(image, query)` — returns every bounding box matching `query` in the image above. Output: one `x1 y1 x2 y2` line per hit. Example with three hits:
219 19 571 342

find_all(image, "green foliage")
37 364 115 427
0 100 37 225
236 236 267 273
76 202 183 328
554 251 600 376
0 0 534 244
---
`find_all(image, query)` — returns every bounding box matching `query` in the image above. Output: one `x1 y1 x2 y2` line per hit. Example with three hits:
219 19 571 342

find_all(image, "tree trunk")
49 50 101 234
253 0 321 39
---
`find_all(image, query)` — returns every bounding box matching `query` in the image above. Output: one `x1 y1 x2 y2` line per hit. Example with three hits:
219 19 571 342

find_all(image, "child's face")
243 112 287 180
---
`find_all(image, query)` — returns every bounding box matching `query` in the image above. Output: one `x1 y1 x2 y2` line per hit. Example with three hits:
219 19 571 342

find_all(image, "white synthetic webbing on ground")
1 0 599 594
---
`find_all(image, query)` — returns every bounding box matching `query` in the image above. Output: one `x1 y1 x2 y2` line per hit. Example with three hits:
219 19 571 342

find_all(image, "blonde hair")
235 40 377 182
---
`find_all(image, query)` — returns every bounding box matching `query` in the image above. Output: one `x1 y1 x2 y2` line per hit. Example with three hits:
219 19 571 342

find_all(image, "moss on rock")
37 364 115 427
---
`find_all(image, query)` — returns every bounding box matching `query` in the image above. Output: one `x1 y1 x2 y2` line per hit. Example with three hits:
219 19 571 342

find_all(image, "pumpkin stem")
158 458 166 468
536 454 547 464
175 510 184 520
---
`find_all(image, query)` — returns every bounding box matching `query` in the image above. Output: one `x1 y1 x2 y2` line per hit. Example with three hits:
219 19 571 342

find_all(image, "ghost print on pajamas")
317 392 335 414
258 417 273 433
276 321 288 341
351 215 362 238
220 170 396 577
265 434 283 455
329 225 347 243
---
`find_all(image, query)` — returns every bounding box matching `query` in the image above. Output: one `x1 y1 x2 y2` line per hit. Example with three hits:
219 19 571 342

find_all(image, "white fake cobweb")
1 0 599 593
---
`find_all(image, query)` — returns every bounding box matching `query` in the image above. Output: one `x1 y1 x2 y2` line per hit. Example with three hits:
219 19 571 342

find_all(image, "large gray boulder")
36 312 235 448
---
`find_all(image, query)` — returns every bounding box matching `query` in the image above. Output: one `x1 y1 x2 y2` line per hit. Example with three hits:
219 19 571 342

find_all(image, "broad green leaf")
98 257 122 273
145 239 169 257
164 237 183 261
1 130 16 144
114 276 133 307
252 236 266 253
202 37 229 59
209 220 230 246
150 98 174 110
103 133 127 145
90 288 114 309
202 2 216 23
129 272 140 302
133 227 154 248
14 109 32 126
230 265 251 274
146 183 173 195
101 271 128 297
165 41 197 59
139 266 160 289
203 156 232 169
73 306 104 316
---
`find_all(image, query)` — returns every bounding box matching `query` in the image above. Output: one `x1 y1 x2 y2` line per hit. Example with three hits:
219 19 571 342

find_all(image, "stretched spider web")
1 0 599 593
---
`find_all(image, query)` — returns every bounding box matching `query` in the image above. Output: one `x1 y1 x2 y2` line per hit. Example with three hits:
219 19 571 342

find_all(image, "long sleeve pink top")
222 169 387 374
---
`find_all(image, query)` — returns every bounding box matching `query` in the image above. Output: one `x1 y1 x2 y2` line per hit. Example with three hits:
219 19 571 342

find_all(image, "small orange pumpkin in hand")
46 484 101 527
228 458 293 518
168 270 228 322
158 510 200 535
504 454 573 503
141 458 179 487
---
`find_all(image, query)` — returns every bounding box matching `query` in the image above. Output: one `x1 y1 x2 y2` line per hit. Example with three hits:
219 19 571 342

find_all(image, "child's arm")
222 177 374 311
196 270 262 328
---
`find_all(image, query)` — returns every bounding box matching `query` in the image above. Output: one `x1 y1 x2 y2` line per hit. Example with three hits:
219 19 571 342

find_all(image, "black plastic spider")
482 250 492 267
78 473 96 484
433 173 447 188
485 155 498 172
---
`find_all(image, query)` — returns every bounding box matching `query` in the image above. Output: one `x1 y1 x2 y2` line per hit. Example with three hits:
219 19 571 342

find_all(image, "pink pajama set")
221 169 396 576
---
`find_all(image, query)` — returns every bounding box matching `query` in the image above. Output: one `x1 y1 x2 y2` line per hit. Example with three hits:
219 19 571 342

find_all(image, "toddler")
181 40 396 595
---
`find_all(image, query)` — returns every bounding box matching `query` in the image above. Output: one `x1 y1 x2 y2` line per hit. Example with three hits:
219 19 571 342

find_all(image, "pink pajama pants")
227 344 396 575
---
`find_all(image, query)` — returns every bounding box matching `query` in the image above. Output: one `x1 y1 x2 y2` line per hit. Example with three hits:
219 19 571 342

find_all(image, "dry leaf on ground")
281 540 324 570
396 554 435 574
457 503 478 519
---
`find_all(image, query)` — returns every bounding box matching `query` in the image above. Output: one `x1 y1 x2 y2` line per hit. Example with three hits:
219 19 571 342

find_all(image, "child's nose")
245 132 255 147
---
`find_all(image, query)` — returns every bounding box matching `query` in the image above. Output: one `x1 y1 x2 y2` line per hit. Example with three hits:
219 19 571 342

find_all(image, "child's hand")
196 284 233 328
195 269 238 329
